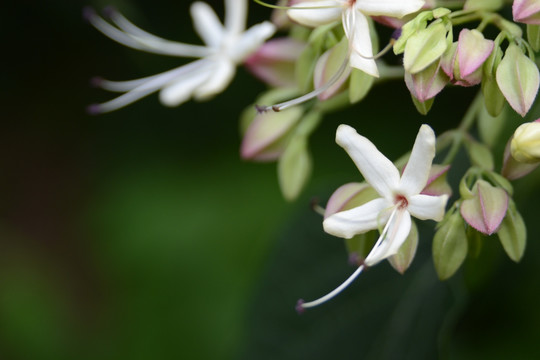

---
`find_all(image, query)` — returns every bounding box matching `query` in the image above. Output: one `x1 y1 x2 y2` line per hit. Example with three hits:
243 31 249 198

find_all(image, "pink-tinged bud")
496 43 540 116
244 38 306 87
510 119 540 163
324 183 378 219
405 60 449 102
313 38 351 101
460 180 508 235
422 164 453 197
457 29 494 78
241 107 303 161
502 133 540 180
513 0 540 24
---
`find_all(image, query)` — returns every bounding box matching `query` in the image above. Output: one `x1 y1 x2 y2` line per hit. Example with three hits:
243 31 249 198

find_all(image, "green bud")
388 220 419 274
464 0 504 11
497 199 526 262
404 22 449 74
411 95 434 115
496 43 540 116
278 135 312 201
314 36 350 101
433 211 468 280
349 68 375 104
478 100 506 147
527 24 540 52
393 11 435 55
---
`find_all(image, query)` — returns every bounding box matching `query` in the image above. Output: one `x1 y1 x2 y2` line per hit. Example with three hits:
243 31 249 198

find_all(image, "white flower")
287 0 424 77
85 0 275 113
297 124 447 311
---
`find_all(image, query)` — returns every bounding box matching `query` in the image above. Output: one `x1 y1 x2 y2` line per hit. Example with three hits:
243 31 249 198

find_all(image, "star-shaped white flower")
287 0 424 77
297 124 448 311
85 0 275 113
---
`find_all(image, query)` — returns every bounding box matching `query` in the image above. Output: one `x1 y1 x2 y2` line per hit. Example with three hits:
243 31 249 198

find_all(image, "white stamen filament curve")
299 209 398 310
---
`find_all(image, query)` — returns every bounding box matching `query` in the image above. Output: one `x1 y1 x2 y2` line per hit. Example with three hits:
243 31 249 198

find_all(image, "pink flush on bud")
460 180 508 235
245 38 306 87
457 29 494 78
513 0 540 24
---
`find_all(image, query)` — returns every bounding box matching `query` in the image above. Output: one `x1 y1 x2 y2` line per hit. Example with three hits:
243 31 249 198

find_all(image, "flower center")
394 194 409 209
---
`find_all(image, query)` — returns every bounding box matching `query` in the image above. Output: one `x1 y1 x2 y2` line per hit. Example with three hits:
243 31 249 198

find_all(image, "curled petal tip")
102 6 117 18
82 6 96 22
295 299 305 314
86 104 102 115
89 76 103 88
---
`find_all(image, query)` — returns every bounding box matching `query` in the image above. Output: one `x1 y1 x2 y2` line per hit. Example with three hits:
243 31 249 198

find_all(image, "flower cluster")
87 0 540 310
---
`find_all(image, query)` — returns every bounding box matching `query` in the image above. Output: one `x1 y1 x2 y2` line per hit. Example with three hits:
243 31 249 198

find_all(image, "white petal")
225 0 247 35
355 0 424 18
191 2 224 48
193 59 236 99
323 198 392 239
342 9 379 77
231 21 276 62
365 209 411 266
159 65 213 106
287 1 343 27
399 125 436 196
407 194 448 221
335 124 400 200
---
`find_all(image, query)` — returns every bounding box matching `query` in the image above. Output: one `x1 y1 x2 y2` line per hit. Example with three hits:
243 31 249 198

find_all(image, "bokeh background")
4 0 540 359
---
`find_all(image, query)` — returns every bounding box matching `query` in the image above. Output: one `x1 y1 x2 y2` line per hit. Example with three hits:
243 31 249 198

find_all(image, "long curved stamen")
253 0 343 10
257 45 351 112
298 264 365 311
297 208 398 311
352 40 395 60
83 7 211 58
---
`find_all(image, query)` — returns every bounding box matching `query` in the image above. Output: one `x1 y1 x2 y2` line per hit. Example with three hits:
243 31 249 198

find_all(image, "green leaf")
497 200 526 262
433 212 468 280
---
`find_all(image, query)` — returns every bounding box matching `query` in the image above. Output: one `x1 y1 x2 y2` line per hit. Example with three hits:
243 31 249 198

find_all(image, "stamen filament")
253 0 343 10
299 264 365 309
298 208 398 311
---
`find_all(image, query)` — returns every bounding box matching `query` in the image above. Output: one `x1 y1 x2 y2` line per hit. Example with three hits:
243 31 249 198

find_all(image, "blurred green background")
3 0 540 359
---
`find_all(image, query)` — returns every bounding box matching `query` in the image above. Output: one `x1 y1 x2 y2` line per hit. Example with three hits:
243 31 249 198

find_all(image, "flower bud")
245 38 306 87
313 37 351 101
422 164 453 197
241 106 303 161
497 199 526 262
513 0 540 25
464 0 503 11
324 182 379 218
502 129 540 180
510 120 540 163
404 22 449 74
460 179 508 235
433 210 468 280
457 29 494 79
405 60 449 102
388 220 419 274
496 43 540 116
